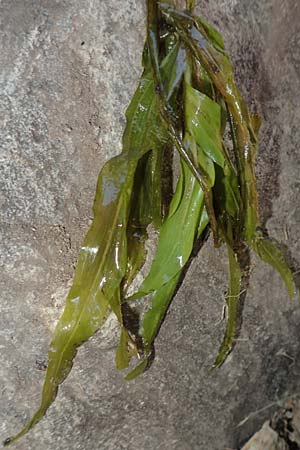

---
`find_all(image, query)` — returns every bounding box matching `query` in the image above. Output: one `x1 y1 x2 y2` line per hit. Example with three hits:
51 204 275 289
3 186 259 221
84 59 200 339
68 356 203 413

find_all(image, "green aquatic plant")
5 0 295 445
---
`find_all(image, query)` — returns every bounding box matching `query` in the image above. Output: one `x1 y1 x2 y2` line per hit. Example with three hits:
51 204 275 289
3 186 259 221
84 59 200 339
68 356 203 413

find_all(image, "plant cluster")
5 0 295 445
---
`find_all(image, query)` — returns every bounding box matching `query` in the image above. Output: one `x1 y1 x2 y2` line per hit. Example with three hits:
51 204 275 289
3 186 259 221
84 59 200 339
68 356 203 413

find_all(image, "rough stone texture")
241 422 288 450
240 399 300 449
271 399 300 448
1 1 300 449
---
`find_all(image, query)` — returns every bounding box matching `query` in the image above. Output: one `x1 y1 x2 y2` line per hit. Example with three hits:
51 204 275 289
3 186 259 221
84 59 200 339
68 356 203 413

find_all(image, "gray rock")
1 1 300 449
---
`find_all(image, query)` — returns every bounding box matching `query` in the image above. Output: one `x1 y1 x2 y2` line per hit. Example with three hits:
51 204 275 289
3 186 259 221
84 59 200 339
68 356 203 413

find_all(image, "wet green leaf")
185 83 224 169
213 163 241 221
126 152 209 377
252 233 295 299
7 154 135 444
6 36 185 446
124 359 149 381
116 326 138 370
195 16 225 51
134 160 205 295
124 169 149 294
160 3 259 241
142 272 181 349
125 272 181 379
6 3 297 445
213 245 242 368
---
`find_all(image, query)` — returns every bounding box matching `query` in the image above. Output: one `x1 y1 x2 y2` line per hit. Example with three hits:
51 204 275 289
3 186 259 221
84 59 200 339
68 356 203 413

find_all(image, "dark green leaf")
116 326 138 370
160 4 260 241
125 272 181 380
213 163 241 220
213 245 242 368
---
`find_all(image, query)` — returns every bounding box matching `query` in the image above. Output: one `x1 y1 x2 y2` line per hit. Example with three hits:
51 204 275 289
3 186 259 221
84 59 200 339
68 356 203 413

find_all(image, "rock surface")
241 399 300 450
1 1 300 449
241 422 288 450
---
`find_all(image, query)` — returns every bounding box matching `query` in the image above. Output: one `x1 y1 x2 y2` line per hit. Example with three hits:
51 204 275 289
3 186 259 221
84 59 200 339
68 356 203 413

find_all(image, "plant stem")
146 0 219 245
186 0 196 12
146 1 200 184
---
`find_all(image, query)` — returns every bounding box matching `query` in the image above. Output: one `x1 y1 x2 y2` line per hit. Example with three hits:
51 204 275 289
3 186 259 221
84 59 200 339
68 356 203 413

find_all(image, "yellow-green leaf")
252 233 295 299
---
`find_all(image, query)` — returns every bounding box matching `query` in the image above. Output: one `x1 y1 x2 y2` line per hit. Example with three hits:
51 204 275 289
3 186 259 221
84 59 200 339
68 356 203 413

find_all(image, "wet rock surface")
1 1 300 449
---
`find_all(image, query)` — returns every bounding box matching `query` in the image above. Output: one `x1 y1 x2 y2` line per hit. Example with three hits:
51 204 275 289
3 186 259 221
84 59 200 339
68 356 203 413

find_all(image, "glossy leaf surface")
6 3 297 445
134 160 205 295
6 37 183 445
185 84 224 168
125 272 181 379
160 3 259 241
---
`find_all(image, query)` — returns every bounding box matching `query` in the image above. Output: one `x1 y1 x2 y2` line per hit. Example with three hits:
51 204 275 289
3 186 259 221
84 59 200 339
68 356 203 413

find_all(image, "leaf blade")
213 245 242 368
7 34 187 444
252 234 295 299
185 84 225 168
136 160 205 294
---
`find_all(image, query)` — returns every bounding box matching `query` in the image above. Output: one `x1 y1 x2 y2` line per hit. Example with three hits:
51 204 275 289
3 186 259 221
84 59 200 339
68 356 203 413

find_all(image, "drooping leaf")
160 3 259 241
115 41 188 368
125 271 181 379
213 245 242 368
127 194 209 381
6 155 135 444
123 35 186 288
116 326 138 371
213 162 241 221
124 359 149 381
126 153 209 378
252 233 295 299
123 160 150 294
6 3 297 445
6 36 187 446
133 160 205 296
195 16 225 51
185 84 225 168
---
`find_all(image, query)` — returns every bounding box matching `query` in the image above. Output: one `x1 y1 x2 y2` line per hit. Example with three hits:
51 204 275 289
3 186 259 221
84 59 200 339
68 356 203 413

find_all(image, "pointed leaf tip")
252 234 295 299
213 246 243 368
124 359 149 381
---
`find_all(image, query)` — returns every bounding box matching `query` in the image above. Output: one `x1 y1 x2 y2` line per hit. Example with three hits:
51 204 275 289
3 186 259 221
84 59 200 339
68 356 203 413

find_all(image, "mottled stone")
1 1 300 449
241 422 288 450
